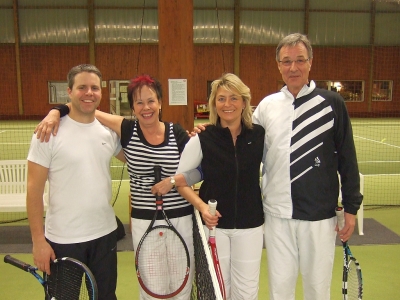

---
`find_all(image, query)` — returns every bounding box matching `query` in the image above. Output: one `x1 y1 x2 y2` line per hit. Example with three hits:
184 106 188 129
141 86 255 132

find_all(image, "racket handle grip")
335 206 345 231
208 199 217 236
154 166 162 201
208 199 217 216
154 165 162 183
4 255 33 272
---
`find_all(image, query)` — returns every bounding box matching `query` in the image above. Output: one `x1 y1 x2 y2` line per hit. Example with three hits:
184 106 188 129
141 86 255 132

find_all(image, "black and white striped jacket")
253 80 363 221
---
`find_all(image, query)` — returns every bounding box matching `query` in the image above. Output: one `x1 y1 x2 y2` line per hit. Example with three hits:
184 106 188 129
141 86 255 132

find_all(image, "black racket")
335 207 363 300
135 165 190 299
4 255 98 300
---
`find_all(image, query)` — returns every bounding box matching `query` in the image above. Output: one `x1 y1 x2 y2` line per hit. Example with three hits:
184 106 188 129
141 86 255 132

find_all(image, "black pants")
47 230 118 300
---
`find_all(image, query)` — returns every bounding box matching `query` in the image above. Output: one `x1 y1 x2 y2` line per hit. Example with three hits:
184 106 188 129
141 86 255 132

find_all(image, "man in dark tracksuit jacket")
253 33 363 300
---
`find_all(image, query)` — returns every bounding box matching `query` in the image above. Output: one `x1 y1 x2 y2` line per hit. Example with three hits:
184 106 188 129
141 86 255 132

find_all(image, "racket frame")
134 165 190 299
208 199 226 300
335 207 363 300
4 255 98 300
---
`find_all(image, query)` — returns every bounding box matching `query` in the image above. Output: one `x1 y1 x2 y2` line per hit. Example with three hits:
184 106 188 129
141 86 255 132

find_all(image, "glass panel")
194 0 233 9
372 80 393 101
194 9 234 43
0 9 14 43
95 9 158 43
95 0 158 6
315 80 364 102
109 80 132 116
309 12 370 45
240 11 303 45
241 0 304 9
48 82 69 104
19 9 88 43
309 0 370 10
375 13 400 45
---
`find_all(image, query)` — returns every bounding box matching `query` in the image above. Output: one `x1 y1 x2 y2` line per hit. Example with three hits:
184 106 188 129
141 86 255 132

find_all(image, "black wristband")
51 104 70 117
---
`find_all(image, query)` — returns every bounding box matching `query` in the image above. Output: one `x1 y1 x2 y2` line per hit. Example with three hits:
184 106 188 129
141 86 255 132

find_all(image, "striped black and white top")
121 119 193 220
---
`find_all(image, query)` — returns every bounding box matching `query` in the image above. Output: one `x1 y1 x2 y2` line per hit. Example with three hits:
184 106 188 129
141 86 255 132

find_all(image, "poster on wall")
168 79 187 105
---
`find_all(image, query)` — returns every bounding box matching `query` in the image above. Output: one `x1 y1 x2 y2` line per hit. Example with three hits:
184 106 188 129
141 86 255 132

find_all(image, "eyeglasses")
278 58 310 67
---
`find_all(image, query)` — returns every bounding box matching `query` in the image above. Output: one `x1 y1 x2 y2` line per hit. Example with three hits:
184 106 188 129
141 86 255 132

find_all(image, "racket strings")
47 261 94 300
136 227 189 296
345 259 363 300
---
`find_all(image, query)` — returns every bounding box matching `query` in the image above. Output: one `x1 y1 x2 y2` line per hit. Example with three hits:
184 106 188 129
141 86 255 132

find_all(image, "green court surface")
1 180 400 299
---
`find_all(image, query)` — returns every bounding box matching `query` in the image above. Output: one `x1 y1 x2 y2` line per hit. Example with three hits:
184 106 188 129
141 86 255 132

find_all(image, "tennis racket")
208 199 226 300
4 255 97 300
135 165 190 299
335 207 363 300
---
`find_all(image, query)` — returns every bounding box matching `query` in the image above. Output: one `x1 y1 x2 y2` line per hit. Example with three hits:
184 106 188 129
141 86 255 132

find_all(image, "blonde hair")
208 73 253 129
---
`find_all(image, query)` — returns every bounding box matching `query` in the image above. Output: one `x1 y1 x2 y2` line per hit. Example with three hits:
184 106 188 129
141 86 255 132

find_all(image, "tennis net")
191 208 224 300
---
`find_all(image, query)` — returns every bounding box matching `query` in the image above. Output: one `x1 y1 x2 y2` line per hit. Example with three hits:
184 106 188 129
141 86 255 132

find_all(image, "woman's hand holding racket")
199 203 221 230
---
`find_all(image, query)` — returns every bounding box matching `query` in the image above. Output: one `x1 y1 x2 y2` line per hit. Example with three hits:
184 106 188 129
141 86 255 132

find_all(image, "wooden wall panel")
1 44 399 118
19 45 89 117
95 44 158 112
240 46 281 106
193 45 234 103
0 46 18 116
372 47 400 114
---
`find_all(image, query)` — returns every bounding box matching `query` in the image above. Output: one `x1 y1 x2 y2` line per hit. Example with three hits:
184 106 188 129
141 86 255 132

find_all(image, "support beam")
158 0 194 130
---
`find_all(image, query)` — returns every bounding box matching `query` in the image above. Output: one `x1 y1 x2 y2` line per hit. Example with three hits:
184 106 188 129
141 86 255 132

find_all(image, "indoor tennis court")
1 0 400 299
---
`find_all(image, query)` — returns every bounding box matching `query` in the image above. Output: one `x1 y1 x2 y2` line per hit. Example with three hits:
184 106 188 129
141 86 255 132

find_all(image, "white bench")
0 160 49 212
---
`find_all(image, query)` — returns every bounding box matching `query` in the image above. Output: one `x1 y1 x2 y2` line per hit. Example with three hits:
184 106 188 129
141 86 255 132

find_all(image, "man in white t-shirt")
27 64 125 300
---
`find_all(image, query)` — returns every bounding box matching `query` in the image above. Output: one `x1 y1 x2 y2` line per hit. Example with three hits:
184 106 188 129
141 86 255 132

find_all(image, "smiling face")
133 85 161 126
215 86 245 127
277 43 313 98
68 71 102 123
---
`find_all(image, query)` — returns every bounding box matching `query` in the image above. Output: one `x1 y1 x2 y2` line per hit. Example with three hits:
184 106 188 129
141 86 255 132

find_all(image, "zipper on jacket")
234 140 239 229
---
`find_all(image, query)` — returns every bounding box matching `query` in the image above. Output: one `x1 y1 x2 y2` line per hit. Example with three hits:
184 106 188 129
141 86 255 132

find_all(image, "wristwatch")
170 176 176 187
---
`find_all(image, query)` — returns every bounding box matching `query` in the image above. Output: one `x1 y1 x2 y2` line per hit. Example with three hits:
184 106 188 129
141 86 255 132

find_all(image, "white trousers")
131 215 195 300
205 225 264 300
264 214 337 300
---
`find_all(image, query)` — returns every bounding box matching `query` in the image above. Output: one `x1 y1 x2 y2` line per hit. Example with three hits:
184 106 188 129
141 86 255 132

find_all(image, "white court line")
353 124 400 126
0 129 34 131
362 174 400 177
0 143 30 145
354 135 400 149
358 161 400 164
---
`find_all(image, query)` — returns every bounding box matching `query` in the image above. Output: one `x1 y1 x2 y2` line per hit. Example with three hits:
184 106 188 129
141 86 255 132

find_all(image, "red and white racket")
208 199 226 300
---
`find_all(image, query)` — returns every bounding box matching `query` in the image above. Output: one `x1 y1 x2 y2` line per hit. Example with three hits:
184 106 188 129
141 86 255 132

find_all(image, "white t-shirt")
27 115 122 244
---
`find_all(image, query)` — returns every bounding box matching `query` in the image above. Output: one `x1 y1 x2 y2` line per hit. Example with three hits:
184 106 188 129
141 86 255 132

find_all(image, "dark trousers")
48 230 118 300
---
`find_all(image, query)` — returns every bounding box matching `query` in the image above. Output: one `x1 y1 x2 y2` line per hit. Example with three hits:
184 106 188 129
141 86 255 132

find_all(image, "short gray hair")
276 33 313 61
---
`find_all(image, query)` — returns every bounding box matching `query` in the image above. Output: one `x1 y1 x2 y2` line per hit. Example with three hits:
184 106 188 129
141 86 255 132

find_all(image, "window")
372 80 392 101
315 80 364 102
48 81 69 104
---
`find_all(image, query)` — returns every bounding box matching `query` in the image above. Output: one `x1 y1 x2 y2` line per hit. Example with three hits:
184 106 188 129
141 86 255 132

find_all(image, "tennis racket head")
135 225 190 299
342 243 363 300
4 255 97 300
47 257 98 300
